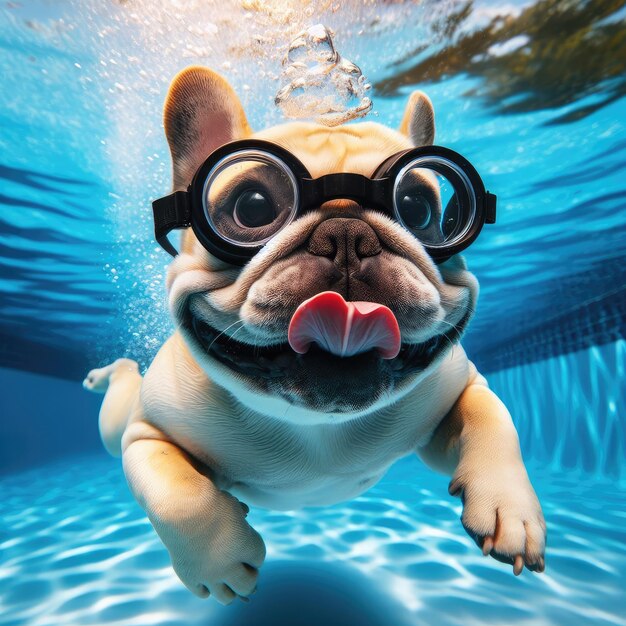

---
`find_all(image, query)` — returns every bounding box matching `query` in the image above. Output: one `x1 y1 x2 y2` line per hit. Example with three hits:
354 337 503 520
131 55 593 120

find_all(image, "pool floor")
1 454 624 626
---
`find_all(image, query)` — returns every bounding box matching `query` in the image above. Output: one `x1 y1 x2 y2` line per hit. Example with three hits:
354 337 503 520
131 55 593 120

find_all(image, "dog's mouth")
188 305 467 382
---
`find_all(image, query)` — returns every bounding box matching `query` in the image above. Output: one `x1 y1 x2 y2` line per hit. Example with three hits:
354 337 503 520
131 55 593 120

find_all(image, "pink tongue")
288 291 401 359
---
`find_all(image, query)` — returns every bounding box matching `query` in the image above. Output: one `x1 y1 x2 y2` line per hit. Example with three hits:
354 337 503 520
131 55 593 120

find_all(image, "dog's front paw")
449 461 546 575
165 492 265 604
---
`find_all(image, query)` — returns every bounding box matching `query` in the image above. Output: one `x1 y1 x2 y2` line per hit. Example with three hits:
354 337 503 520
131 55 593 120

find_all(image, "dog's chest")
173 410 419 508
172 405 406 470
150 384 459 509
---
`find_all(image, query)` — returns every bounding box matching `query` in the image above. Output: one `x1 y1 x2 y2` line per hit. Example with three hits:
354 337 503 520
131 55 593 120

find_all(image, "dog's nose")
308 218 381 268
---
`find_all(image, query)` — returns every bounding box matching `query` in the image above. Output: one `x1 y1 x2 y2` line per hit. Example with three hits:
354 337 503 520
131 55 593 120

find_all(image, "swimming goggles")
152 139 496 264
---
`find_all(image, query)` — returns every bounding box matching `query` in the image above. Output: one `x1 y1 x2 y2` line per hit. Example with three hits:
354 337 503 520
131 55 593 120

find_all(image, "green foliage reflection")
375 0 626 124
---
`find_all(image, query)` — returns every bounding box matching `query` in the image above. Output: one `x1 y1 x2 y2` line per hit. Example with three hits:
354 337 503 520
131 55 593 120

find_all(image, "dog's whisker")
227 323 247 344
437 294 463 306
253 330 263 358
437 318 458 332
208 319 245 352
435 318 462 353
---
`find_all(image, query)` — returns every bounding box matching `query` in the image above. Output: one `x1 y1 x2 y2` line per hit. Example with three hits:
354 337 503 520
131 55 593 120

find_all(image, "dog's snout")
308 218 381 268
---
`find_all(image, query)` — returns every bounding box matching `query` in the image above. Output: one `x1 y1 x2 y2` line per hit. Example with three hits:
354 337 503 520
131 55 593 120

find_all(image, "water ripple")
0 454 624 626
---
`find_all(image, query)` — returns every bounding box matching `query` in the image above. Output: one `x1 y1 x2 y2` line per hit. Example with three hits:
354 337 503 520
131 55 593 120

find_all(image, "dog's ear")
399 91 435 146
164 66 252 190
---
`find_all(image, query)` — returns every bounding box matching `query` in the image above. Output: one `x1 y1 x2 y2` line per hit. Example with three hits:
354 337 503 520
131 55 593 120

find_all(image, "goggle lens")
393 156 475 249
203 149 299 247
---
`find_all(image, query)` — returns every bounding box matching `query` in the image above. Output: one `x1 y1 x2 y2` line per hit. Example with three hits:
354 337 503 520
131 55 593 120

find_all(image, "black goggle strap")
485 192 497 224
152 190 192 257
300 173 390 212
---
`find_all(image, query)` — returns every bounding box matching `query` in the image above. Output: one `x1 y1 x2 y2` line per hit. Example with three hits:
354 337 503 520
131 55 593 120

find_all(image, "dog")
84 66 546 605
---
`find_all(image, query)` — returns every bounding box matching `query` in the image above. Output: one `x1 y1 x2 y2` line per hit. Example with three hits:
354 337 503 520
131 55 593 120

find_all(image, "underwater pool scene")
1 0 625 625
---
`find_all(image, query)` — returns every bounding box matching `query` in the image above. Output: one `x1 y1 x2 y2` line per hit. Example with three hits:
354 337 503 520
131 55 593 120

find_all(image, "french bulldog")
84 66 546 604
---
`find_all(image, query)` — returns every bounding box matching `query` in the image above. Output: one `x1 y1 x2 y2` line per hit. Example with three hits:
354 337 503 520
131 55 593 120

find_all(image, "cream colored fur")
84 67 545 604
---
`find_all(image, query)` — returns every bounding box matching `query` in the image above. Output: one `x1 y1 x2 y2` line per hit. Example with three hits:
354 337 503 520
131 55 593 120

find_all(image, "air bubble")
275 24 372 127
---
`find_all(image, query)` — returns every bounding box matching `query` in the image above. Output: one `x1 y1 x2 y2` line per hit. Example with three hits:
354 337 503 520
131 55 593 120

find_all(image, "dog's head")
164 67 478 424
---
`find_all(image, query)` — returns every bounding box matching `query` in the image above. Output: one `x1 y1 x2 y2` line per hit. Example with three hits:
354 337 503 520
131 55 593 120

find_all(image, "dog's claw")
482 536 493 556
513 554 524 575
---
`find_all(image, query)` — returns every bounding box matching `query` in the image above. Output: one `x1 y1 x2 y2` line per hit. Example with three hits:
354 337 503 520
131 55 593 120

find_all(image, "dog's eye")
397 193 432 230
233 190 276 228
203 150 299 246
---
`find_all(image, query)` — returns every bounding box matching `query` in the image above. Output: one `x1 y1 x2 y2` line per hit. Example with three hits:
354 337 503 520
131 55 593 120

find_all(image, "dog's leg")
417 381 546 575
83 358 142 457
121 422 265 603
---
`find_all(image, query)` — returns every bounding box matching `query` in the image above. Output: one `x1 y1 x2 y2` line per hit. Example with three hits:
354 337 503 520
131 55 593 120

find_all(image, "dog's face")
164 67 478 424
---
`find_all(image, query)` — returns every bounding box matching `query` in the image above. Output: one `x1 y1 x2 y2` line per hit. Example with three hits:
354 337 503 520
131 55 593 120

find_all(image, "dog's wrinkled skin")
84 67 546 604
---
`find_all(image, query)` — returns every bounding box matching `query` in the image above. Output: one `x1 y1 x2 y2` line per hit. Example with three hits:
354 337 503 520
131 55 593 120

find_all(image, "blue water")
1 452 624 626
1 0 625 624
